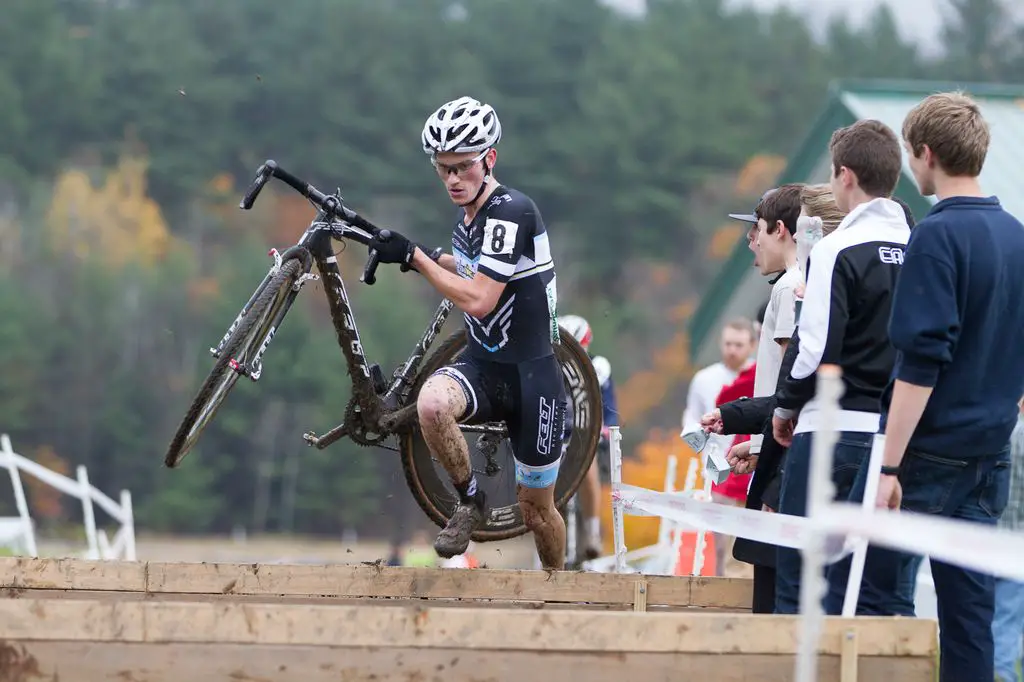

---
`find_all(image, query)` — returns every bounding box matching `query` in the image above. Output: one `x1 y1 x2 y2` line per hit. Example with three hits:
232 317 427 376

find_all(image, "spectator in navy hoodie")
863 91 1024 682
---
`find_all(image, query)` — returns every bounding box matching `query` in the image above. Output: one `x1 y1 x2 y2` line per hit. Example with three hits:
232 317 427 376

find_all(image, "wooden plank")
0 642 938 682
0 587 692 612
0 556 146 591
0 597 938 656
633 580 648 612
0 557 752 609
840 628 859 682
686 576 753 609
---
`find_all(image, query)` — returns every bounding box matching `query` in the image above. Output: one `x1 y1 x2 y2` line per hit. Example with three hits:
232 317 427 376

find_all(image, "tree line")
0 0 1020 538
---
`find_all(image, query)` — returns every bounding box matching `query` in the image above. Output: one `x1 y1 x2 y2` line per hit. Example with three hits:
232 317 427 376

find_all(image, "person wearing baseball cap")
704 184 803 611
730 188 778 272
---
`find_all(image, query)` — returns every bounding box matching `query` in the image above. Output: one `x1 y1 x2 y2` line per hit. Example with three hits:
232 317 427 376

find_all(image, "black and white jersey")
452 185 559 363
776 198 911 434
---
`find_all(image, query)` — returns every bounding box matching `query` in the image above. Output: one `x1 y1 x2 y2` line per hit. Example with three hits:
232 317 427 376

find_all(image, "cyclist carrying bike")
367 96 568 568
557 314 618 560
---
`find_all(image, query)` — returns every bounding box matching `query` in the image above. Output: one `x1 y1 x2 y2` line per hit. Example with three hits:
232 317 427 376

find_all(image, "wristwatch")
880 465 900 476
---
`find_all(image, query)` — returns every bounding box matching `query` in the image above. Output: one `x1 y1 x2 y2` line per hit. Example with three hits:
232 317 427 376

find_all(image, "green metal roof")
688 78 1024 365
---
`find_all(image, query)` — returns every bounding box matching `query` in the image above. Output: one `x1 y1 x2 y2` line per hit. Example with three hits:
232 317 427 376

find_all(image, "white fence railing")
582 454 711 575
0 434 136 561
603 365 1020 682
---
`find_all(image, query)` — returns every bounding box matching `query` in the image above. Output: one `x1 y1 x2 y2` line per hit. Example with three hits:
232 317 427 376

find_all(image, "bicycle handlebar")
239 160 386 285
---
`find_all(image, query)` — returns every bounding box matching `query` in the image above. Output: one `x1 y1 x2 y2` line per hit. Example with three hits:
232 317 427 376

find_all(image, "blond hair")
902 91 990 177
800 184 846 236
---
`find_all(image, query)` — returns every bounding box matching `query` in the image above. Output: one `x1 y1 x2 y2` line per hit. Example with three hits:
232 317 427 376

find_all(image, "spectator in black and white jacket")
769 119 911 615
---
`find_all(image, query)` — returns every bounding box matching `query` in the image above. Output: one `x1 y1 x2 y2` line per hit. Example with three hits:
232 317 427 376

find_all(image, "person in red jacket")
709 360 758 578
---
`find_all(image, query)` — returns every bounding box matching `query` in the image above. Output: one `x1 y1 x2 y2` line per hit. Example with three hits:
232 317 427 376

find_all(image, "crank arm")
303 423 348 450
379 403 418 432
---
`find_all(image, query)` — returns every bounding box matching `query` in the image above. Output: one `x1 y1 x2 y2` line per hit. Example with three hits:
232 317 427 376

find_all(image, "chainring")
343 396 392 447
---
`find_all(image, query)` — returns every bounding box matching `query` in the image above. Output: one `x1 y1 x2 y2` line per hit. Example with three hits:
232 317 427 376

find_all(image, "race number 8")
483 218 518 256
490 224 506 253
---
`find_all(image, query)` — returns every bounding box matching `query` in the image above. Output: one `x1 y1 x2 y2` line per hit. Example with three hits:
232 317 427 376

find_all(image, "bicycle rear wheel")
164 258 302 468
399 327 602 542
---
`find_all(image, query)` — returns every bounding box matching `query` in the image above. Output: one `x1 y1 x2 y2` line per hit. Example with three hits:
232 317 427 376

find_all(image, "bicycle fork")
210 248 317 381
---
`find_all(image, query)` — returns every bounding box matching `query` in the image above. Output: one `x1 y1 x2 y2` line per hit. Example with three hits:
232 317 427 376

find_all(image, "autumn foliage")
734 154 787 197
23 446 70 521
46 155 174 267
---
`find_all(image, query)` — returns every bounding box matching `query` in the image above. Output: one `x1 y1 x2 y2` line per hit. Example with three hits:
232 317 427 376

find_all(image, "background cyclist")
558 314 619 560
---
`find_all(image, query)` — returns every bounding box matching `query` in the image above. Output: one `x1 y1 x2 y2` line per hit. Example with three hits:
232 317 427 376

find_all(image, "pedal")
369 363 387 395
302 431 320 447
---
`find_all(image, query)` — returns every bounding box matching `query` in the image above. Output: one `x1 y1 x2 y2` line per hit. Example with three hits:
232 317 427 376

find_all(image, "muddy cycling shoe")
434 497 485 558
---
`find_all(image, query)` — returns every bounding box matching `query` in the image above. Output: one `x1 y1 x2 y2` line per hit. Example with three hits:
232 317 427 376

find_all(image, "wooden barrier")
0 556 751 611
0 558 938 682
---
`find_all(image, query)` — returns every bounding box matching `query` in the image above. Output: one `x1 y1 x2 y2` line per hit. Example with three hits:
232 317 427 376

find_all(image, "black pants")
752 564 776 614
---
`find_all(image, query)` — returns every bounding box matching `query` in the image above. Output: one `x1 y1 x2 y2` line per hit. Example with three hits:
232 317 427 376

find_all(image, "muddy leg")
417 375 483 558
519 484 566 570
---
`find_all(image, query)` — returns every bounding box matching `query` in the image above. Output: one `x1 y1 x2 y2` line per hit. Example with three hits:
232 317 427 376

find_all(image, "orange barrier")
672 529 716 577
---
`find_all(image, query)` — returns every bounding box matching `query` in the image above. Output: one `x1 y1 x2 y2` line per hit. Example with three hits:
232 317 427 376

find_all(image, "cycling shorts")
431 354 568 488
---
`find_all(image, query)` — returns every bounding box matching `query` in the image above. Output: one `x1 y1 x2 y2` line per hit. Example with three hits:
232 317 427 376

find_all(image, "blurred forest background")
1 0 1022 544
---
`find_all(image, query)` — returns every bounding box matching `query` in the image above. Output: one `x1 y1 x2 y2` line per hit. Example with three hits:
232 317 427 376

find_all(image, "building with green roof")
688 78 1024 367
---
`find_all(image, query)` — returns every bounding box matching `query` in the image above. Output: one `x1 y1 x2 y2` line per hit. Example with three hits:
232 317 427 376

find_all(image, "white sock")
586 517 601 543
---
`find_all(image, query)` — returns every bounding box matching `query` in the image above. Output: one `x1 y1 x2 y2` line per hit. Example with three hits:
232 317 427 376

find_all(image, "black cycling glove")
401 243 444 272
368 230 444 273
368 230 415 267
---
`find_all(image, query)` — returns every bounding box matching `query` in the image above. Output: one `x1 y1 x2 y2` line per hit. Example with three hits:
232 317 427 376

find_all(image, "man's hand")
726 440 757 474
368 230 415 268
875 474 902 510
401 243 444 273
700 409 724 434
772 415 796 447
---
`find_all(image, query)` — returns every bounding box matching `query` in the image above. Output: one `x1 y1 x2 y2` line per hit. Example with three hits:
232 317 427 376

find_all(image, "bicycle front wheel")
399 327 603 542
164 258 302 468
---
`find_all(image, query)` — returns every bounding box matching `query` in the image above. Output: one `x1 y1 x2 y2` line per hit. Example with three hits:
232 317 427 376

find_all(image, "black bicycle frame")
214 160 507 452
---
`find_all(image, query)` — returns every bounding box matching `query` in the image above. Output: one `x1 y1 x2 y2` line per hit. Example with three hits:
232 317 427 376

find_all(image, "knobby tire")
399 328 602 542
164 258 302 468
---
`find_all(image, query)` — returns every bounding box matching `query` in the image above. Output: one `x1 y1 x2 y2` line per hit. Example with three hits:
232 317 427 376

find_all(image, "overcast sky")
737 0 946 50
606 0 950 54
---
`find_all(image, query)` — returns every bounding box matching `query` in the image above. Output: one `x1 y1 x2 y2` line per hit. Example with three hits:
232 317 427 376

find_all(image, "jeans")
857 448 1010 682
774 431 873 615
993 576 1024 681
752 564 776 614
823 458 918 616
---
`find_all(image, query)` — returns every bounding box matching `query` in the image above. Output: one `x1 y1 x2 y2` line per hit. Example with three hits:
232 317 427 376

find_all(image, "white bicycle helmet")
557 314 593 349
421 96 502 156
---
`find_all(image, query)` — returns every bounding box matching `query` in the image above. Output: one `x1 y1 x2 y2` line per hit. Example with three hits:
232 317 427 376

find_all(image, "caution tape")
613 483 851 561
613 482 1024 584
819 501 1024 584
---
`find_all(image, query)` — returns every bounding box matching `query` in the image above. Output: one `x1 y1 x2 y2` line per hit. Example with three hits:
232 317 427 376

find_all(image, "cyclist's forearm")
436 253 458 274
412 250 499 318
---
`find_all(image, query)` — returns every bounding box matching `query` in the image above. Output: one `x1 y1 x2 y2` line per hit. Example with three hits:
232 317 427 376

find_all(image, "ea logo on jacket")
878 246 905 265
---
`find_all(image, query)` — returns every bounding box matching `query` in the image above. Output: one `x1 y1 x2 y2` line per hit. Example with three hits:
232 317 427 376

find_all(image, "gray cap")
728 187 778 224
